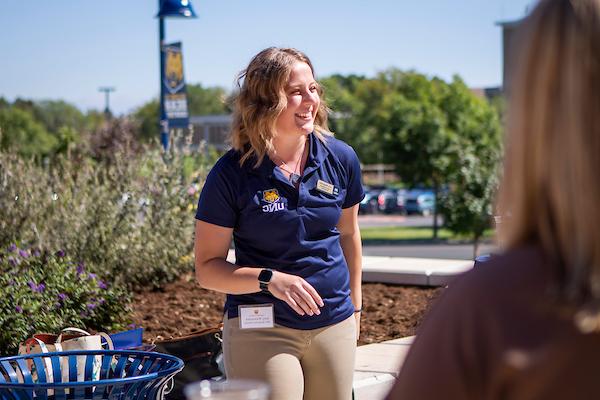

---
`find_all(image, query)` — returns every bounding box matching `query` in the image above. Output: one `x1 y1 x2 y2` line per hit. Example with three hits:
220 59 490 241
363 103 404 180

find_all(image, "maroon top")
386 245 600 400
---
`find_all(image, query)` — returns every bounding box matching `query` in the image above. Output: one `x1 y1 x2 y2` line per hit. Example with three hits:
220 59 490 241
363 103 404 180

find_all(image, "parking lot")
360 185 437 217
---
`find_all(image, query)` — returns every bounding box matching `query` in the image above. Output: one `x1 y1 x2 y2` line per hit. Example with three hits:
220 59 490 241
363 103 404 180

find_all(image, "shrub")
0 144 211 290
0 245 131 355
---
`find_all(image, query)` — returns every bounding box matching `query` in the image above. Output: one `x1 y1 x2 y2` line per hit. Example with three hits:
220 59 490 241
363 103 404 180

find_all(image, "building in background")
497 18 524 92
186 114 232 153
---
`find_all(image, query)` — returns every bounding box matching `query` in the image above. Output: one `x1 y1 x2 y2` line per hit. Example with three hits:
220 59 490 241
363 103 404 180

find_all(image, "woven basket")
0 349 184 400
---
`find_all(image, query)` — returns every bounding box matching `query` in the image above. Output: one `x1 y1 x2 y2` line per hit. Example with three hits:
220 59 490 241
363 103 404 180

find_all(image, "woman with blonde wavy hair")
194 47 364 400
387 0 600 399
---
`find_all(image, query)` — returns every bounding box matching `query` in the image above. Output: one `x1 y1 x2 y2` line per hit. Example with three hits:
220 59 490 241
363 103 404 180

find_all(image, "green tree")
371 71 456 237
439 145 500 258
321 74 392 164
133 99 160 142
187 84 229 115
11 99 87 155
0 107 57 158
83 109 107 132
340 70 503 240
30 100 87 135
438 82 503 256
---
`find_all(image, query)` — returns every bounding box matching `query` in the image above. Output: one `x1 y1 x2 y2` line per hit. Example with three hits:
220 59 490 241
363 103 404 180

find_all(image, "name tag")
316 179 339 195
238 304 274 329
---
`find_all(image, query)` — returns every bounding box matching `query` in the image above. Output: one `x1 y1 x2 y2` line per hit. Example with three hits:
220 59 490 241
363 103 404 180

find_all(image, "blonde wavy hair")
230 47 332 167
497 0 600 305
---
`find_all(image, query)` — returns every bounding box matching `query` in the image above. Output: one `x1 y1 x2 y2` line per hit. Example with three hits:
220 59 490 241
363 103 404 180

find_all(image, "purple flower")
18 249 29 258
128 323 137 329
55 250 65 258
97 298 106 305
7 244 17 253
88 273 97 280
15 306 23 313
54 302 62 309
97 280 108 289
28 281 45 293
76 262 85 275
32 249 41 257
58 293 68 302
8 256 18 266
86 303 97 310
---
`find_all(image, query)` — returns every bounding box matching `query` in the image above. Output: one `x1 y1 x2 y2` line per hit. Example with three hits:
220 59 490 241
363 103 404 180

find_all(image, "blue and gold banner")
161 41 189 128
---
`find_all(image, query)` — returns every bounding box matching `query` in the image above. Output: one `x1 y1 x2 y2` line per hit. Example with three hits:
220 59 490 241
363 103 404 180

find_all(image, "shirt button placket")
297 181 306 215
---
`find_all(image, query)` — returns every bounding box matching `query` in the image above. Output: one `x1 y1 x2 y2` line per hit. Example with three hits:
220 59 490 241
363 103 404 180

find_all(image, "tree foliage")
0 107 57 157
25 99 87 135
322 70 503 243
3 74 503 248
438 94 502 255
0 99 107 158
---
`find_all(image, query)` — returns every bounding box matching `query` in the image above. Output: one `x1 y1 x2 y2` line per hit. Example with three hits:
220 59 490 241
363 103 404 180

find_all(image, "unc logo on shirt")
262 189 286 213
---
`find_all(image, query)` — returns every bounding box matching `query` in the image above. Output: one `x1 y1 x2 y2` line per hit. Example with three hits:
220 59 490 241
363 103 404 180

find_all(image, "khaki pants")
223 314 356 400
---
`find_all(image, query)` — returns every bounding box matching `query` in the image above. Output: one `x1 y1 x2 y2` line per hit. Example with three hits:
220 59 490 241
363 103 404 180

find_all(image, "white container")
184 379 269 400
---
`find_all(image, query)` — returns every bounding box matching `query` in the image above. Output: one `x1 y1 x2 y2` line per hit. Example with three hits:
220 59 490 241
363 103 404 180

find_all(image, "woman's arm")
337 204 362 338
194 220 324 316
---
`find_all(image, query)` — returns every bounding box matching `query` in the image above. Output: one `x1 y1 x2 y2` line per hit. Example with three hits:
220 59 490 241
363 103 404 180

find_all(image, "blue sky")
0 0 533 115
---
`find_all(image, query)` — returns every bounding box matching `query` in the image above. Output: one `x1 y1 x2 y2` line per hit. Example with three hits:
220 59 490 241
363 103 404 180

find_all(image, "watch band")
258 268 273 293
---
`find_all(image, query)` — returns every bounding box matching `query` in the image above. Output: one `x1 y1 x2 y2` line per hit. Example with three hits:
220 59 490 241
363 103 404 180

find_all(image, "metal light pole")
98 86 116 117
157 0 197 150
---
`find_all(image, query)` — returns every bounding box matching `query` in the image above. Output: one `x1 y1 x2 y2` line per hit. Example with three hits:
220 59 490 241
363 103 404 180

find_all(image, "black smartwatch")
258 268 273 293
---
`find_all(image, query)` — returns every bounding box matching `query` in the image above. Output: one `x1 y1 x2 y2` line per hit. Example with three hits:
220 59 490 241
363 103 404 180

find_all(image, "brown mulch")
131 272 443 346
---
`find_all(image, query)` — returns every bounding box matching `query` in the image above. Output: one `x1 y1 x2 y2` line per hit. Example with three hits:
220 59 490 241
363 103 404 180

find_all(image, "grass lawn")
360 226 494 242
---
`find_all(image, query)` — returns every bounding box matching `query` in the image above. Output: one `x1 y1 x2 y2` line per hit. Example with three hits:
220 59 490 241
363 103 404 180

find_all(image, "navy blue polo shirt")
195 132 364 330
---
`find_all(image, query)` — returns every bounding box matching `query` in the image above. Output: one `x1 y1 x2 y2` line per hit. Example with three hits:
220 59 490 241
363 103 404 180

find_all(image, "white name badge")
238 304 274 329
316 179 339 195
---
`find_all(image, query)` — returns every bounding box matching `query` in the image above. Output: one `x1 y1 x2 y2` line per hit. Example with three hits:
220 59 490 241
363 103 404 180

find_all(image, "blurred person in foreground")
386 0 600 399
194 47 364 400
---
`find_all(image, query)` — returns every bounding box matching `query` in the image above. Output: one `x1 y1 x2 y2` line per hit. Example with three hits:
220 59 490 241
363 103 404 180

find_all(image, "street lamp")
98 86 116 118
157 0 197 150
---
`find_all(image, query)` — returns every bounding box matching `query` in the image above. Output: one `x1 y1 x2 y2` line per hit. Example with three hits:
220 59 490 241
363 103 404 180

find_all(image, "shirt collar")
303 132 331 176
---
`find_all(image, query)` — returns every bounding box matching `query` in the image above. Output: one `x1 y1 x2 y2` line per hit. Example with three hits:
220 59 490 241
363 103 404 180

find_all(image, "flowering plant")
0 245 131 355
0 146 212 290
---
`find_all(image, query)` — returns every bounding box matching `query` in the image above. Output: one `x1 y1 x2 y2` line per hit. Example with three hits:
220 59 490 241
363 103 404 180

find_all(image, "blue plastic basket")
0 350 183 400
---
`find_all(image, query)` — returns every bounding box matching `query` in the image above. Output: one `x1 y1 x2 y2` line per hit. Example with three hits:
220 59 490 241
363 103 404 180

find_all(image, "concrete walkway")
353 336 414 400
355 255 473 399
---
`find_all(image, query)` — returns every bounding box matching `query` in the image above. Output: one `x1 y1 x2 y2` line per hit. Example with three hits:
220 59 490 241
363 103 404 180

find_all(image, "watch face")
258 269 273 283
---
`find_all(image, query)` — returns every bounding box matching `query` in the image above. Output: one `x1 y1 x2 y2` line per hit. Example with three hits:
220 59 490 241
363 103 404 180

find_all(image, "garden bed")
132 272 443 346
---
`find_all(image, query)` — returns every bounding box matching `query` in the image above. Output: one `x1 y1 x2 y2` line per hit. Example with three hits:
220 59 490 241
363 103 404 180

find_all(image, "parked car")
377 188 407 214
359 185 386 214
404 190 435 215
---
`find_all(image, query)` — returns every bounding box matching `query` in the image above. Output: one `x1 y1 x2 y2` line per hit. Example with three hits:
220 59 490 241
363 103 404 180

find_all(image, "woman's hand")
268 271 324 316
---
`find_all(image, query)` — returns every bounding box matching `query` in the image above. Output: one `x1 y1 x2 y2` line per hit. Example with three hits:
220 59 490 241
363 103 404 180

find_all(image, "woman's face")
275 61 320 137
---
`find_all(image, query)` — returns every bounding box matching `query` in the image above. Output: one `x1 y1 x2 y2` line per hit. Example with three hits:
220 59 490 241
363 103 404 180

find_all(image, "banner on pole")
161 42 189 128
